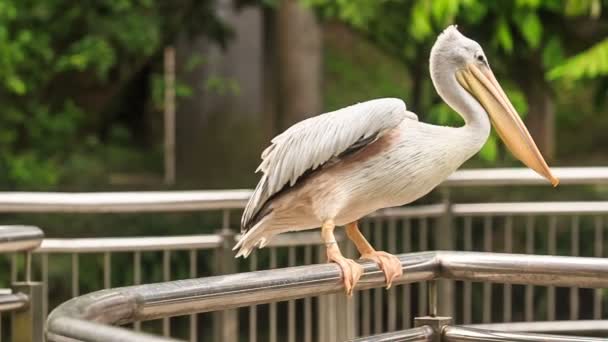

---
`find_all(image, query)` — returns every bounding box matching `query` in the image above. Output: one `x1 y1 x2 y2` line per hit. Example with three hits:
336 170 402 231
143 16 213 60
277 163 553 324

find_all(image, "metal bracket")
414 316 453 342
11 281 43 342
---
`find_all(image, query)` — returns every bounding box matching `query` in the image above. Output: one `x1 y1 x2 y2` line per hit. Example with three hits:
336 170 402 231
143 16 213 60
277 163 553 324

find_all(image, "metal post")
336 240 357 341
414 316 452 342
11 281 43 342
429 280 437 317
213 211 237 342
437 189 454 316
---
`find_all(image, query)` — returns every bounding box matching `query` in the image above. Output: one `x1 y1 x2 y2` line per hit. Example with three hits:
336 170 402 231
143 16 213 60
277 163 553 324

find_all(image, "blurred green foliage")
0 0 228 189
306 0 608 162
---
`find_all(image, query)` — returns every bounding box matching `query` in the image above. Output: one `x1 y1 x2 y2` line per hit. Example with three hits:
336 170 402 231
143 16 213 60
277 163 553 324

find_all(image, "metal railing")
1 167 608 340
45 251 608 341
0 225 44 342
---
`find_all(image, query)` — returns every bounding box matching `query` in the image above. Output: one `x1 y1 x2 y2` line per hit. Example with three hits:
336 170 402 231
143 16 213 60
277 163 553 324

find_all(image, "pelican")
234 26 558 295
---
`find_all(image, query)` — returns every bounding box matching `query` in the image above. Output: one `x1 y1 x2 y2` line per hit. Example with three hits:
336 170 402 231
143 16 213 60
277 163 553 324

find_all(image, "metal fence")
0 225 44 342
45 251 608 342
0 167 608 341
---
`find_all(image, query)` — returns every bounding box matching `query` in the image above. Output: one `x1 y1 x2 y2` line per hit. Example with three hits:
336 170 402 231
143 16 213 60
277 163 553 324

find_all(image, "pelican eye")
476 54 485 62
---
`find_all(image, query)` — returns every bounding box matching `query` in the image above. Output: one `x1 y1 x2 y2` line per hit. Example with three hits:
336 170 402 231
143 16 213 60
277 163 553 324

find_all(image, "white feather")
241 98 417 231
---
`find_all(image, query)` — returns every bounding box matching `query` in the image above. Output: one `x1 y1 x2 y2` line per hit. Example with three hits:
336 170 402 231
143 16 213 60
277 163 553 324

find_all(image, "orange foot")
326 244 363 296
361 251 403 289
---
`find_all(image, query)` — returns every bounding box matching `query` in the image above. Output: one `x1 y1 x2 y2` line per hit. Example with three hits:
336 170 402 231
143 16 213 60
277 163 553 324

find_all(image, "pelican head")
430 25 559 186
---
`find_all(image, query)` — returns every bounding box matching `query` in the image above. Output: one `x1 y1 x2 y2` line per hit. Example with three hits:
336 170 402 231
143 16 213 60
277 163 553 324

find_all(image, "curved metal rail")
0 291 28 313
46 251 608 341
0 225 44 252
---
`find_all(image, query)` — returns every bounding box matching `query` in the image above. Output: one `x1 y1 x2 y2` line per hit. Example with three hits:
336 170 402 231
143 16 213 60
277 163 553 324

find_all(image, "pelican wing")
241 98 417 232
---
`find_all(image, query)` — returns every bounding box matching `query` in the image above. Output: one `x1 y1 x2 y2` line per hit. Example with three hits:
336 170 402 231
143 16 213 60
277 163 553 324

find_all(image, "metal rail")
1 225 45 342
37 234 223 253
0 190 251 213
46 251 608 341
443 326 607 342
1 167 607 213
350 326 434 342
466 320 608 334
444 167 608 186
0 225 44 252
0 291 28 313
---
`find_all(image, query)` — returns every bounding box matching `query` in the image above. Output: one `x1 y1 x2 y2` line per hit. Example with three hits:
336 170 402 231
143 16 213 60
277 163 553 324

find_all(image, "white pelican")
234 26 558 295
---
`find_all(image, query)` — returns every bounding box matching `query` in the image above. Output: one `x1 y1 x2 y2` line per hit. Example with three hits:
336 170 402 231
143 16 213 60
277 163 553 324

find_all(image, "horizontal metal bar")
46 251 608 342
0 190 251 213
0 291 28 312
443 167 608 186
349 325 434 342
370 204 446 218
235 231 342 248
37 235 222 253
466 320 608 335
0 226 44 253
369 201 608 219
2 168 607 214
452 201 608 216
443 325 606 342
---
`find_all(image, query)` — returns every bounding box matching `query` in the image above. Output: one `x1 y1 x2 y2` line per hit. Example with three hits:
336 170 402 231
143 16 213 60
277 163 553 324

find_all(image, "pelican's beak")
456 63 559 186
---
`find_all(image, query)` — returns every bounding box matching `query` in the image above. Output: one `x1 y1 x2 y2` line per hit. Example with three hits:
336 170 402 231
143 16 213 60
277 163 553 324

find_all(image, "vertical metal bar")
71 253 79 297
547 216 557 321
11 254 17 283
270 248 277 342
304 246 312 342
134 251 142 331
483 216 492 323
103 252 111 289
525 216 535 321
42 253 48 321
11 282 44 342
387 218 397 332
570 215 580 320
503 216 512 322
344 240 357 339
429 280 437 317
288 247 296 342
438 190 455 317
463 216 472 324
362 222 371 337
24 252 32 283
594 216 603 319
418 218 428 317
249 252 258 342
373 218 383 334
134 252 142 284
402 218 412 329
163 250 171 337
189 250 197 342
214 211 237 342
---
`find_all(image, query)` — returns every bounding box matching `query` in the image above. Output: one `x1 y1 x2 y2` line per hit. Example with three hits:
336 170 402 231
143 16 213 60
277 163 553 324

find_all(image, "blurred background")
1 0 607 192
1 0 608 340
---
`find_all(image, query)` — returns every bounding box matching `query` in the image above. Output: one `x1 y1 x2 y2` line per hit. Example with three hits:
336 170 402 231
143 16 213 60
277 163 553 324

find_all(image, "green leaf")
6 75 26 94
496 19 513 53
410 1 433 42
549 38 608 80
479 135 498 162
542 36 564 69
517 12 543 48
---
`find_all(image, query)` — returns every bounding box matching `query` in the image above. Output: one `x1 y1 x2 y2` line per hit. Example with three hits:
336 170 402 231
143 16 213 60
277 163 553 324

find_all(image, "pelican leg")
322 219 363 296
345 221 403 289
